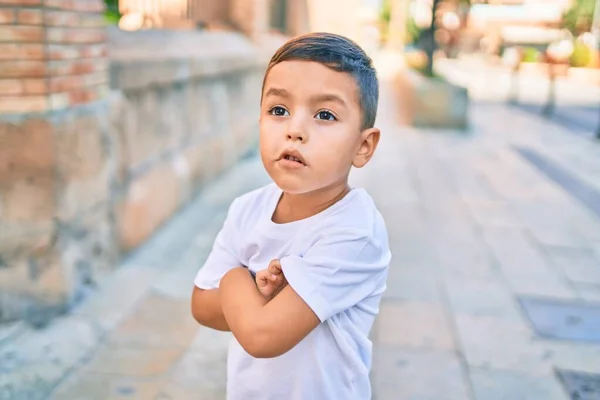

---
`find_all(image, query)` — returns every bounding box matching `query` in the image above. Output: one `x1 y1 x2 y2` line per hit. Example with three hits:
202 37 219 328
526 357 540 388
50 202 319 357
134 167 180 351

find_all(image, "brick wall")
0 0 108 114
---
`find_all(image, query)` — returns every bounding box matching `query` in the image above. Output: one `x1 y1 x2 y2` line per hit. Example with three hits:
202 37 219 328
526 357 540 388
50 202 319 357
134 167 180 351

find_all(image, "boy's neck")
272 181 350 224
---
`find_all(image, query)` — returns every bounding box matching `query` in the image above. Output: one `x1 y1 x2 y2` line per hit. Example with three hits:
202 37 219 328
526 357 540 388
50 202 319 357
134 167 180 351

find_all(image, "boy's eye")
316 110 336 121
269 106 289 116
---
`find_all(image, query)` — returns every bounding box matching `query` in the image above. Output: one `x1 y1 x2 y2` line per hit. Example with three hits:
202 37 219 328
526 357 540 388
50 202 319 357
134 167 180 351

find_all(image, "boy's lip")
277 149 307 166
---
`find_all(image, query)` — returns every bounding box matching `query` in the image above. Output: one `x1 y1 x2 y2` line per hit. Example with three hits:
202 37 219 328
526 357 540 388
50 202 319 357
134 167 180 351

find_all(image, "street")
2 73 600 400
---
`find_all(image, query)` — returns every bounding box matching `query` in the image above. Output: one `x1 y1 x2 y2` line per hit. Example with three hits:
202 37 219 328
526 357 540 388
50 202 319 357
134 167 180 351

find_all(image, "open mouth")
279 150 306 166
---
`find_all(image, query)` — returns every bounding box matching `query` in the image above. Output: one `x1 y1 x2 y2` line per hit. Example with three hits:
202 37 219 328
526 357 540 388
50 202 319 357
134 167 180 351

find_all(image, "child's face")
259 61 379 195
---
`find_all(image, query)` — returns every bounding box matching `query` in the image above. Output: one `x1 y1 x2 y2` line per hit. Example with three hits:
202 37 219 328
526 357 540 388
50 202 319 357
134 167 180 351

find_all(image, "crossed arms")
191 262 320 358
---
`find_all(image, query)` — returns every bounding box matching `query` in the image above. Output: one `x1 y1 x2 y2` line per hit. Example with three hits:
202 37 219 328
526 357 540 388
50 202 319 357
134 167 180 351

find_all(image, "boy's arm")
219 267 320 358
191 287 230 332
220 230 389 359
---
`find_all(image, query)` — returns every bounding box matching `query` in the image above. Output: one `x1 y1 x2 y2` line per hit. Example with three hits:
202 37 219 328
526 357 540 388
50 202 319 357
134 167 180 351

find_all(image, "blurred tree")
562 0 595 35
422 0 441 77
104 0 120 24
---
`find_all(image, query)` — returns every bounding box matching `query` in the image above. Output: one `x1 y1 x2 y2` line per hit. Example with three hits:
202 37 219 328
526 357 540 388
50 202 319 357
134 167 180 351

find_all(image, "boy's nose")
287 131 305 143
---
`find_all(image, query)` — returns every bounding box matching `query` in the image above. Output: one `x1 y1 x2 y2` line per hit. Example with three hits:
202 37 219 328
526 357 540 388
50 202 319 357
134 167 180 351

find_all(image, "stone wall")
0 29 265 326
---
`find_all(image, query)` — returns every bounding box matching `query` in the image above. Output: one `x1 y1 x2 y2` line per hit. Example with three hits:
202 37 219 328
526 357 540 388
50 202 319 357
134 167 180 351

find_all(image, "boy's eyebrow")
265 88 348 108
311 94 347 107
264 87 290 98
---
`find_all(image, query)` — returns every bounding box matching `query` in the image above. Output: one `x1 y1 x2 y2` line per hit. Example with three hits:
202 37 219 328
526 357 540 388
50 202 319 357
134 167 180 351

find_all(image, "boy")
191 32 391 400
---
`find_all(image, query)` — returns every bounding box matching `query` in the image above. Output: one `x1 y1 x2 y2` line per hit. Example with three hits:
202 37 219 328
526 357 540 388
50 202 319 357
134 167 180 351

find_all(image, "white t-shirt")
194 183 391 400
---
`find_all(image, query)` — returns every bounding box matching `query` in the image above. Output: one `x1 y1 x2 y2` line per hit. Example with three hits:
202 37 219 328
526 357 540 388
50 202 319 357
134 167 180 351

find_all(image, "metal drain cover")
556 369 600 400
518 297 600 343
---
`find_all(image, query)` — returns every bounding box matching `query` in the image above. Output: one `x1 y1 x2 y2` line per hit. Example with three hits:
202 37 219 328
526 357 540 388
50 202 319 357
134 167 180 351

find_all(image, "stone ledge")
110 57 265 91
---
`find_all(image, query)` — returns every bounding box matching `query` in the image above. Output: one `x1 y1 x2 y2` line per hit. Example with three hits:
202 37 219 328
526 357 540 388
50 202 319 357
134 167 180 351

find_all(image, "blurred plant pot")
568 67 600 86
395 68 469 130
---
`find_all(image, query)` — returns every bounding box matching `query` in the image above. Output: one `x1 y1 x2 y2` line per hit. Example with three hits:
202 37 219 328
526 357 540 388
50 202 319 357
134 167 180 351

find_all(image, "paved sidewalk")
2 77 600 400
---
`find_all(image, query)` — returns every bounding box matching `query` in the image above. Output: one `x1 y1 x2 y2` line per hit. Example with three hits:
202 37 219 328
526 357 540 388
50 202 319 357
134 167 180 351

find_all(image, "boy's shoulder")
230 182 279 212
320 187 387 240
226 183 279 224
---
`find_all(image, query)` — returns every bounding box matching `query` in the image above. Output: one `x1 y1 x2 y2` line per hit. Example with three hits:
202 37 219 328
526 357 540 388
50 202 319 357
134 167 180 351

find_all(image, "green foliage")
104 0 120 25
570 40 593 66
562 0 595 35
406 17 421 44
521 47 541 63
380 0 391 25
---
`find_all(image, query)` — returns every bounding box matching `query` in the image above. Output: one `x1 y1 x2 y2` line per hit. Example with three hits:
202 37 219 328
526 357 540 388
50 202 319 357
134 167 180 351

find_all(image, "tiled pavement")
2 77 600 400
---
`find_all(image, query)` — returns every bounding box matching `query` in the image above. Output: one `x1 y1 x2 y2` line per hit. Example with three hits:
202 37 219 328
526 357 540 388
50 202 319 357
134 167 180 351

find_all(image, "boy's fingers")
268 260 282 275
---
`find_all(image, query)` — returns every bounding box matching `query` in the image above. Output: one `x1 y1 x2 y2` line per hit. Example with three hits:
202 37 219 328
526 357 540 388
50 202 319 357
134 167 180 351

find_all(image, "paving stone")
545 248 600 286
159 327 231 399
383 265 441 303
514 146 600 220
106 292 199 348
484 227 577 299
81 344 184 377
0 316 101 400
469 367 568 400
444 279 522 321
454 314 554 376
466 201 523 227
575 283 600 303
51 373 167 400
518 296 600 343
556 368 600 400
372 346 470 400
376 300 455 350
71 264 165 332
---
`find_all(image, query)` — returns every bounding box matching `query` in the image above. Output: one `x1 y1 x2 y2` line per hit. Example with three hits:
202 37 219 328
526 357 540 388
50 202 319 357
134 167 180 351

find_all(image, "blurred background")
1 0 600 399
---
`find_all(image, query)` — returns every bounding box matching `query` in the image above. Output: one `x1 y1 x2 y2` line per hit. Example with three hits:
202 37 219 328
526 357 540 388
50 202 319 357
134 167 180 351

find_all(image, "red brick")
45 10 104 27
17 9 43 24
68 87 97 104
0 43 45 60
49 59 107 75
0 61 46 78
47 27 106 44
0 9 15 23
83 71 106 86
47 44 78 60
0 95 47 113
0 0 40 5
50 75 83 92
0 25 44 42
44 0 104 12
79 43 106 58
49 44 107 60
0 79 22 94
23 78 47 94
44 9 76 26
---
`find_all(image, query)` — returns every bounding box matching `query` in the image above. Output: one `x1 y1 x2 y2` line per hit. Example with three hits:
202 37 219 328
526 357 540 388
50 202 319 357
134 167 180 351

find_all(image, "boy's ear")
353 127 380 168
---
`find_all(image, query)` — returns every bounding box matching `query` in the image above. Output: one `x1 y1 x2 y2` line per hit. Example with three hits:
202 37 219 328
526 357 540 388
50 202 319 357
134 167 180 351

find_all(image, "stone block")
0 119 55 182
116 162 180 250
55 110 111 219
396 69 469 130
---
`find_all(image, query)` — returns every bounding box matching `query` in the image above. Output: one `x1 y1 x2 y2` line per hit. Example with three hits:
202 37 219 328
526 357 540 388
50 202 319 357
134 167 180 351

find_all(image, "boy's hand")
256 259 288 300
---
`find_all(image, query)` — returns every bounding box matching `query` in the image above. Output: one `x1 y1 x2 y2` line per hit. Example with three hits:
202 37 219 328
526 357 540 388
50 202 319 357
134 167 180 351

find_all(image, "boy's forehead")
263 60 359 101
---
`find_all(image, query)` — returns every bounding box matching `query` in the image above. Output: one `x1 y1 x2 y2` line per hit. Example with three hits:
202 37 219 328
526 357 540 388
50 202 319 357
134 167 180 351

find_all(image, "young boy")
191 32 391 399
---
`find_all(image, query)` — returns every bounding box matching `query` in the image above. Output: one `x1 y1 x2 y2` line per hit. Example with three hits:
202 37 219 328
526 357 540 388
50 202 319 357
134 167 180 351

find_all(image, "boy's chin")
271 176 317 195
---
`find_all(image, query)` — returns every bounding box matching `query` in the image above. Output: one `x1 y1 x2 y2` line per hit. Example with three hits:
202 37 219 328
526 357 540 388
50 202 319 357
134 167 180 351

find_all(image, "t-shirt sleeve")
279 229 390 322
194 199 241 289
